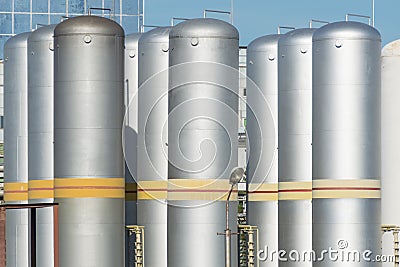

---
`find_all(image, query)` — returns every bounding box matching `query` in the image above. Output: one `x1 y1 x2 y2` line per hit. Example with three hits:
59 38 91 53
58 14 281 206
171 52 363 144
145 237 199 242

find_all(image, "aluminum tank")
137 27 170 267
4 31 31 267
28 24 56 267
312 22 381 266
278 28 315 266
54 16 125 267
381 40 400 265
168 18 239 267
124 32 141 266
246 34 280 267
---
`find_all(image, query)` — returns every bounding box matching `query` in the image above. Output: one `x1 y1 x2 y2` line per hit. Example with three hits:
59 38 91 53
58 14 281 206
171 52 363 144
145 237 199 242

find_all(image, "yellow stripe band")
4 182 28 202
168 179 236 201
137 181 167 200
54 178 125 198
125 182 137 201
29 180 54 199
279 181 312 200
313 179 381 199
248 183 278 201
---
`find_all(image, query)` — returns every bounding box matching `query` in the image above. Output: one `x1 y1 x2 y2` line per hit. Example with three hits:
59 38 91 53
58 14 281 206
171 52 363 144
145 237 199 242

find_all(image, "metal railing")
171 17 189 26
203 9 232 24
88 7 112 16
345 13 371 25
277 26 295 34
309 19 329 28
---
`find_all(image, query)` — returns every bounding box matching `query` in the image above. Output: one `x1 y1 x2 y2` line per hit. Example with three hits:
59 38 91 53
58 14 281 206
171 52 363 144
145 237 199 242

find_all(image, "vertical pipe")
226 229 231 267
31 208 36 267
230 0 234 24
0 207 5 267
53 205 59 267
372 0 375 27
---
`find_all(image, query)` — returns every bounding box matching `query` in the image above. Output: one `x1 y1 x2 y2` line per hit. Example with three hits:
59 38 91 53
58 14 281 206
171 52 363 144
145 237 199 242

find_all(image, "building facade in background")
0 0 143 59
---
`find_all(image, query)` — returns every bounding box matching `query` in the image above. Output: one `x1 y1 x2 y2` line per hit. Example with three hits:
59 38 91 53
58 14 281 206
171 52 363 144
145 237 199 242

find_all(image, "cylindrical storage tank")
246 34 280 267
312 22 381 266
124 32 141 266
381 40 400 265
168 18 239 267
54 16 125 267
4 31 31 267
278 28 315 266
28 24 56 267
137 27 170 267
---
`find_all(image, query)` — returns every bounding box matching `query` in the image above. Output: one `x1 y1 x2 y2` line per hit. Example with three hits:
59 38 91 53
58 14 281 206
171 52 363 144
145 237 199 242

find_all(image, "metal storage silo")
312 22 381 266
124 33 141 266
28 24 56 267
54 16 125 267
168 18 239 267
246 34 280 267
4 31 31 267
137 27 171 267
278 28 315 266
381 40 400 266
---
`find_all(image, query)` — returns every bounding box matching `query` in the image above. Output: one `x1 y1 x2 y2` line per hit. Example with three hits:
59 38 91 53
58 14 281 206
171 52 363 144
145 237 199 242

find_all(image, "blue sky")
144 0 400 46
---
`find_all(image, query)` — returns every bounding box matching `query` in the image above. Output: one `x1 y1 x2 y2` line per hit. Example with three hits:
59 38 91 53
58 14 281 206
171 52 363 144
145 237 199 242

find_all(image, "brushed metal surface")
278 28 315 267
312 21 381 266
28 24 56 267
4 32 31 267
381 40 400 265
124 33 141 267
168 18 239 267
54 16 125 267
137 27 171 267
246 34 280 267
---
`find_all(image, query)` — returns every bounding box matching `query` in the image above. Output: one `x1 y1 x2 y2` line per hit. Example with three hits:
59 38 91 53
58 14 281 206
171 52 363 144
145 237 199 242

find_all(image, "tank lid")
28 24 57 42
54 16 124 37
170 18 238 39
313 21 381 41
5 32 31 49
139 27 171 44
278 28 316 46
382 40 400 57
248 34 280 52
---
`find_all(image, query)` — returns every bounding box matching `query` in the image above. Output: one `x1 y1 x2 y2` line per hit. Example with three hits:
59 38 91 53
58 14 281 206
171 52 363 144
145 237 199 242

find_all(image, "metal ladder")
382 225 400 266
126 225 145 267
238 225 259 267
